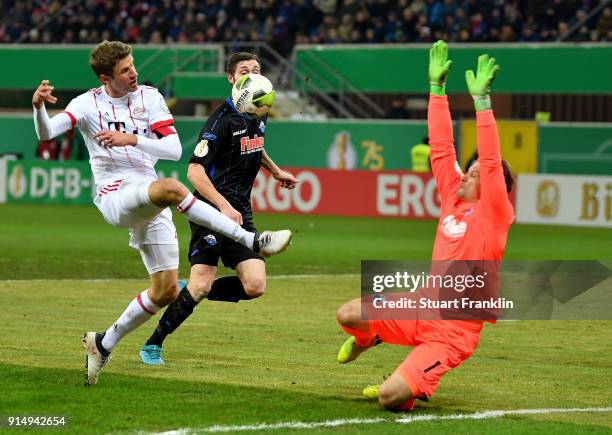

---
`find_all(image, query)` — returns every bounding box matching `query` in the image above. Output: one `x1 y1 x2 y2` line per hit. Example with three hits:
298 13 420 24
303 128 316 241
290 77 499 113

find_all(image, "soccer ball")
231 73 276 116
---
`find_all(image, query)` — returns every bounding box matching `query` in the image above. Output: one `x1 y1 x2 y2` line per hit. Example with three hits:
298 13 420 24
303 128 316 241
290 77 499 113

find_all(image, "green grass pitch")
0 204 610 434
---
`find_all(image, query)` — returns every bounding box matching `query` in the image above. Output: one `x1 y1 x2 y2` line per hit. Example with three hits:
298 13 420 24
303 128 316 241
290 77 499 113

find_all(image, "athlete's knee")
151 280 180 307
378 384 406 410
378 371 415 410
150 178 188 205
242 275 266 298
187 280 213 302
336 300 360 326
162 281 180 305
378 391 397 410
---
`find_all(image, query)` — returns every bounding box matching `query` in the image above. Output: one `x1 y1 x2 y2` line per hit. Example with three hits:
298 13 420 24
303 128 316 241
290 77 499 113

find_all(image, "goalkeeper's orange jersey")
427 94 514 262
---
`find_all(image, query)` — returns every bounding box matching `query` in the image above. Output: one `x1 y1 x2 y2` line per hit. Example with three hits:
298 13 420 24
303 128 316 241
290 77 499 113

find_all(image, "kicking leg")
148 179 291 256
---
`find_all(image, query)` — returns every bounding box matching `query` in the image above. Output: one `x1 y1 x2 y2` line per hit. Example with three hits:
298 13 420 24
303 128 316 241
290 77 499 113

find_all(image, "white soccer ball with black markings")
231 73 276 116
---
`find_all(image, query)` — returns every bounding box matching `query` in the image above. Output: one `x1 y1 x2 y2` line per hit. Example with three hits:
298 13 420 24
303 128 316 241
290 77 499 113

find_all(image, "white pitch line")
149 407 612 434
395 407 612 423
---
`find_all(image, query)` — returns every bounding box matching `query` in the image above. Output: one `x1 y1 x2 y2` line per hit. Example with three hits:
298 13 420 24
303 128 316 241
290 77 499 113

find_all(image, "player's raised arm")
427 41 461 203
32 80 75 140
465 55 513 223
32 80 57 108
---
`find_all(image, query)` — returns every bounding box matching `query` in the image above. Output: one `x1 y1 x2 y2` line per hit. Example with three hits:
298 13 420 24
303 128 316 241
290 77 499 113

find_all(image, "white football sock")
101 289 160 352
177 193 255 249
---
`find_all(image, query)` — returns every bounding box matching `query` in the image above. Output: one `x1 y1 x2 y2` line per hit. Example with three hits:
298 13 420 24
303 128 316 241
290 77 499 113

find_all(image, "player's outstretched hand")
32 80 58 109
428 40 452 86
465 54 500 97
273 169 298 190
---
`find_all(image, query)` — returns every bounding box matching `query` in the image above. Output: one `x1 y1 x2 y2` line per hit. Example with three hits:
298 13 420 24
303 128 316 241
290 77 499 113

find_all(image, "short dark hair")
90 41 132 78
226 52 261 74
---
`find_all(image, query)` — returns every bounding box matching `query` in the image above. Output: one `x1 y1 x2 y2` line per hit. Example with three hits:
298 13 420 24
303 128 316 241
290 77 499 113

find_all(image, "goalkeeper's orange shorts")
369 319 482 398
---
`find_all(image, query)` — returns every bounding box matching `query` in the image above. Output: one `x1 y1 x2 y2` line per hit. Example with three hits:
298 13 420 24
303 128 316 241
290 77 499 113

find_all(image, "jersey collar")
226 97 259 120
226 97 239 113
102 85 137 102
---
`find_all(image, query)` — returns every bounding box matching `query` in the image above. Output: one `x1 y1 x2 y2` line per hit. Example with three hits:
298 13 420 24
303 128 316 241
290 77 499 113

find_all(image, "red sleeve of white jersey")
64 94 89 128
151 119 176 137
62 111 77 129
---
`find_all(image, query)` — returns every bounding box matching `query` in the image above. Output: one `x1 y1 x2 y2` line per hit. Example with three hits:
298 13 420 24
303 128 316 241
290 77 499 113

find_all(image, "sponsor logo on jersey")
105 121 141 135
204 234 218 246
441 214 467 238
240 135 264 154
133 106 145 116
259 121 266 133
194 140 209 157
233 129 247 136
203 132 217 141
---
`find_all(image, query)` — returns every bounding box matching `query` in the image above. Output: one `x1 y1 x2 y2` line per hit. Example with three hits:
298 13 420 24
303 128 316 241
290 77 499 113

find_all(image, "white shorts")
93 177 179 274
139 243 180 275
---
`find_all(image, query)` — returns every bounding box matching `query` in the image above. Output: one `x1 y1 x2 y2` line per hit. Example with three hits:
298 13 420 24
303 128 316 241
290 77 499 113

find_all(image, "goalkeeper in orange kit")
335 41 515 411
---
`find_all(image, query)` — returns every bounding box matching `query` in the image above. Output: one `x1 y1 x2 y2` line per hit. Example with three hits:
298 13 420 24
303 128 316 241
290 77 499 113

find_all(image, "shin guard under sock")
207 276 251 303
146 286 198 346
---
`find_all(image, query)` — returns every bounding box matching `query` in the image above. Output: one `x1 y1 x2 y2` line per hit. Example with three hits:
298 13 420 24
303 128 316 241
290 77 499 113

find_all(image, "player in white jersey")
31 41 292 386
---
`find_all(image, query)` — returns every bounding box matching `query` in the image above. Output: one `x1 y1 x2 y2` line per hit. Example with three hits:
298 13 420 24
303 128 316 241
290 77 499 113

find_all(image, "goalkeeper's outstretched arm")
466 55 513 222
427 40 461 204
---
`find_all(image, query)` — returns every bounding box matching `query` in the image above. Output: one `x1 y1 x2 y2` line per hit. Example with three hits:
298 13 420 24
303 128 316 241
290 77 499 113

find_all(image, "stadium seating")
3 1 611 45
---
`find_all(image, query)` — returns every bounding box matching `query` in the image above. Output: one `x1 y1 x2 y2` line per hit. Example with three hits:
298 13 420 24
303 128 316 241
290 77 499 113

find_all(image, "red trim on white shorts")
98 179 123 196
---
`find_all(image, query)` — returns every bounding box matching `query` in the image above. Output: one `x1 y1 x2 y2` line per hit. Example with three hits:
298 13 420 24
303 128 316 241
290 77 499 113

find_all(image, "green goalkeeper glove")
428 40 452 96
465 54 500 111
